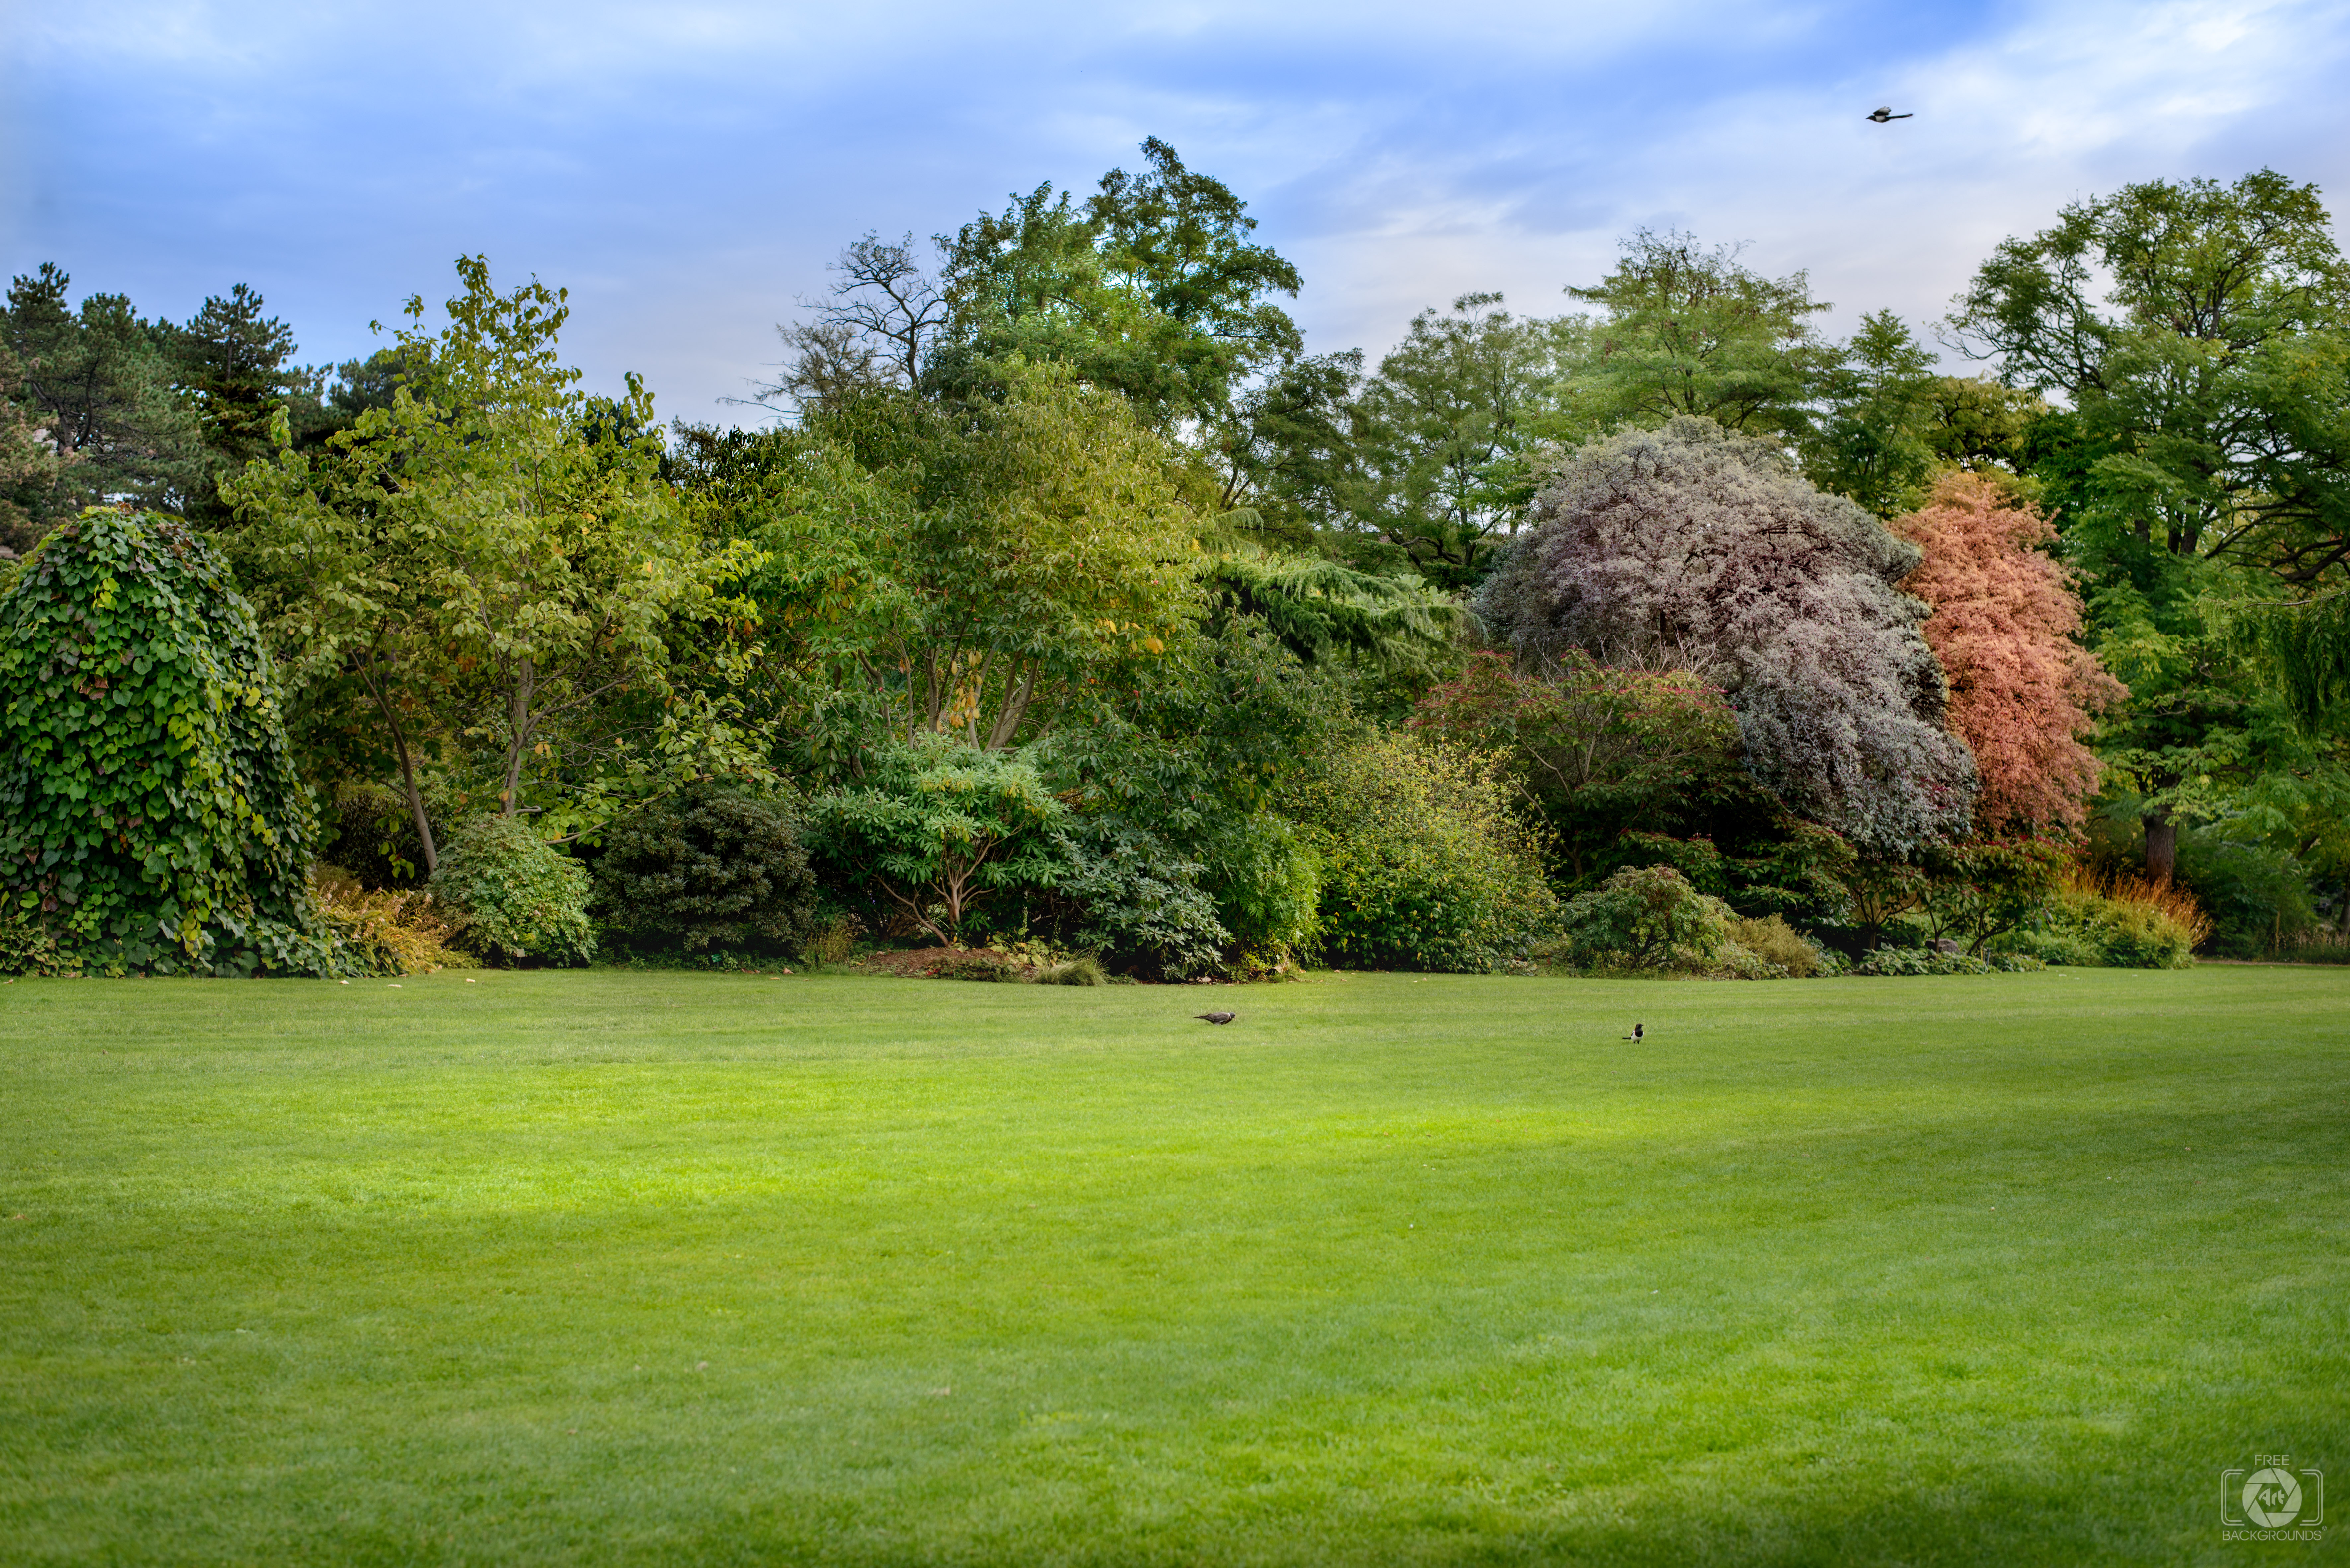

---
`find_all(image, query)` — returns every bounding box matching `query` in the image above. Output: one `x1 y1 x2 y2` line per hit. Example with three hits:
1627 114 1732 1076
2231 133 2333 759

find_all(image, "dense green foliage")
590 783 817 955
0 509 335 976
1554 863 1736 971
9 149 2347 971
807 736 1065 945
1285 735 1555 972
429 814 596 966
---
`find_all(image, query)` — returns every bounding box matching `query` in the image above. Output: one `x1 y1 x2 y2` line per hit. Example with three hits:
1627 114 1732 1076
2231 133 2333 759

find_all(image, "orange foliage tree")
1894 474 2125 836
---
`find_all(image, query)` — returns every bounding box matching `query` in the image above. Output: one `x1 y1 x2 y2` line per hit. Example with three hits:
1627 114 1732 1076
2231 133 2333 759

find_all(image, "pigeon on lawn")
1866 106 1913 122
1622 1023 1644 1041
1196 1011 1237 1025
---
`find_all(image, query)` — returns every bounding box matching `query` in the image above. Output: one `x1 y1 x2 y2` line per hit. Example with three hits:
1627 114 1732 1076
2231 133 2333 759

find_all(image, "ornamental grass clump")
429 815 595 966
0 508 339 976
310 869 471 976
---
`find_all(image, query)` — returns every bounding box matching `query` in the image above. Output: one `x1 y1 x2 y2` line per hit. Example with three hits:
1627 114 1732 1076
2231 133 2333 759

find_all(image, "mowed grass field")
1 968 2345 1566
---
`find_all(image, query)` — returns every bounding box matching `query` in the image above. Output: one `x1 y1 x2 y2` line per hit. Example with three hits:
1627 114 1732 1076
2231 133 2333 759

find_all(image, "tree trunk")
357 655 436 875
2142 811 2177 885
502 659 534 816
393 726 438 877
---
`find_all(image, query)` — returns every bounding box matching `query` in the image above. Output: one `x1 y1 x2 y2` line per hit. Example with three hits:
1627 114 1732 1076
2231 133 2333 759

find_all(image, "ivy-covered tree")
0 509 334 975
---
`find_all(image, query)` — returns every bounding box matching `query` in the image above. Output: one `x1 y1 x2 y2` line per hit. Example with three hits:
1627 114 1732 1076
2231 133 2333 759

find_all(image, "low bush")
2176 828 2318 957
1991 926 2106 967
1286 735 1557 973
591 783 818 955
1854 947 2047 976
430 816 596 967
938 950 1023 982
802 913 865 967
2055 868 2204 968
1045 820 1230 979
2276 930 2350 964
1725 914 1823 977
311 869 471 976
1556 864 1733 972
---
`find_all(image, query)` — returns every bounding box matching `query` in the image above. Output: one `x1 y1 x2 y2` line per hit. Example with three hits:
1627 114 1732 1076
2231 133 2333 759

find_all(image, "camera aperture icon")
2223 1464 2324 1530
2245 1469 2302 1527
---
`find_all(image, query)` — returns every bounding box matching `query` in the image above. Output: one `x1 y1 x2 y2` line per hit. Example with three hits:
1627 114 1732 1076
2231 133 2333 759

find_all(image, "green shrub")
1045 820 1230 979
1557 864 1733 972
2277 930 2350 964
2053 872 2200 968
2176 828 2317 957
809 736 1064 946
1198 813 1322 968
0 509 338 976
430 816 595 966
1991 926 2105 967
1725 914 1823 977
591 783 818 954
1992 867 2203 968
1853 947 2045 976
1285 735 1557 973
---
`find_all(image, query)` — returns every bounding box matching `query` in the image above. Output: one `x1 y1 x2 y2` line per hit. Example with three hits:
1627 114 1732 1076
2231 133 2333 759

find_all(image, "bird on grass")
1196 1011 1237 1025
1622 1023 1644 1041
1866 106 1913 122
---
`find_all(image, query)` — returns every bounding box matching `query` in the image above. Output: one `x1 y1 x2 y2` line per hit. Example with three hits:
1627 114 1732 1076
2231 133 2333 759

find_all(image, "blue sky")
5 0 2347 422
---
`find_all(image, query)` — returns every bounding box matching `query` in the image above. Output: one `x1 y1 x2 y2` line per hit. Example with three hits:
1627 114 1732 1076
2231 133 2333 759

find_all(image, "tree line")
2 143 2344 976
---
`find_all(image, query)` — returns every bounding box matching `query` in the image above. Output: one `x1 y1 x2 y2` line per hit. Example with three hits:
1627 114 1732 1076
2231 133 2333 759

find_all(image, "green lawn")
2 968 2344 1566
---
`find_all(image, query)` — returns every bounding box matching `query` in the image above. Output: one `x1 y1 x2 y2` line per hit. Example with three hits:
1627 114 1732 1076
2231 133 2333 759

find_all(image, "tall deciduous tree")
692 362 1205 762
1893 474 2125 837
1344 293 1578 585
231 258 761 862
1801 309 1939 518
1564 230 1838 441
1948 169 2350 878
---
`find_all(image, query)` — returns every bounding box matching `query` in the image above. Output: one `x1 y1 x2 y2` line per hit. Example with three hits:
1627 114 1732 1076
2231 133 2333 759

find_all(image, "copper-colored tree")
1893 474 2125 837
